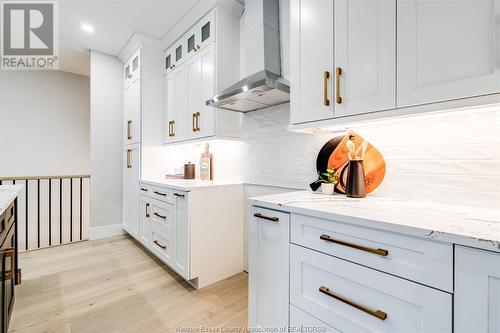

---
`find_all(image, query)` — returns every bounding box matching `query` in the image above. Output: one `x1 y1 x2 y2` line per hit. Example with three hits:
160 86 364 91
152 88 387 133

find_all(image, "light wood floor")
9 235 248 333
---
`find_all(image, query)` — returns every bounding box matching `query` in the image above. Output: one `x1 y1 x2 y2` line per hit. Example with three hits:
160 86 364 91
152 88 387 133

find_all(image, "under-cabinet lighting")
294 103 500 134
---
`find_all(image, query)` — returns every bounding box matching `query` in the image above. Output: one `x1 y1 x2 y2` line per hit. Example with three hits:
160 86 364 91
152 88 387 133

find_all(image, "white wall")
0 70 90 176
90 51 124 235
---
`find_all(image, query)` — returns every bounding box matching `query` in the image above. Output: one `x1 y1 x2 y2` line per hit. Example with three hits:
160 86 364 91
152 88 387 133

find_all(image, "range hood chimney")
206 0 290 112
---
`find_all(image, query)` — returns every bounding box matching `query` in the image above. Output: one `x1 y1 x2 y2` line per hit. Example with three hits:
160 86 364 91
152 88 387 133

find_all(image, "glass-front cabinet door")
197 11 215 50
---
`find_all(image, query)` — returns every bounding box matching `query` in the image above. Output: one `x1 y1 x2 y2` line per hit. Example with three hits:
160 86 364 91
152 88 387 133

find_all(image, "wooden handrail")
0 175 90 181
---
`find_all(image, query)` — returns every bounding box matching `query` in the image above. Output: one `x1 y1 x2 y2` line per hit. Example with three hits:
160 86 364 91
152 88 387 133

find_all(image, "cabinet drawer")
150 186 174 204
150 225 175 266
290 305 340 333
291 213 453 292
150 200 175 235
290 245 452 333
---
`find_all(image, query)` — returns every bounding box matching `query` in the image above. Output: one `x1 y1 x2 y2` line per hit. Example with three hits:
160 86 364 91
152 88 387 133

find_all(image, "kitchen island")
248 191 500 333
0 185 22 333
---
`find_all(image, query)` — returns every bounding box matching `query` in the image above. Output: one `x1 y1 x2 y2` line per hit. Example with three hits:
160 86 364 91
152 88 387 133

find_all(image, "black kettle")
339 160 367 198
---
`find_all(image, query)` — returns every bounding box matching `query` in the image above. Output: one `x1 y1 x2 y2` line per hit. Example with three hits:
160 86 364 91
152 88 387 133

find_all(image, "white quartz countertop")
249 190 500 253
141 178 243 191
0 185 23 215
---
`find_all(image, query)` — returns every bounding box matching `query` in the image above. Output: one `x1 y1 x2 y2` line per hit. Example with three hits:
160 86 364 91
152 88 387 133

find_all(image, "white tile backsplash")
239 104 500 209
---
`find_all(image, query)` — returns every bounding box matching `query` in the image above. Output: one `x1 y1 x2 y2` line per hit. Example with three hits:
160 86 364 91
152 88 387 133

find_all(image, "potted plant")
315 169 338 195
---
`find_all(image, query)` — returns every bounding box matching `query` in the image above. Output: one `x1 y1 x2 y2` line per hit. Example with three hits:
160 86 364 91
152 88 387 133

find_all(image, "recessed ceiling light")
81 23 94 34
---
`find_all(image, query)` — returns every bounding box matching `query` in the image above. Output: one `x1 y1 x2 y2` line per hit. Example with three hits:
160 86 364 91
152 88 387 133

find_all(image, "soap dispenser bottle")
200 143 213 180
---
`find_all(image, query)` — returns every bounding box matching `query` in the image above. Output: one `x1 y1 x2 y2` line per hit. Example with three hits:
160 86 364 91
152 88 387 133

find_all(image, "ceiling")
58 0 200 76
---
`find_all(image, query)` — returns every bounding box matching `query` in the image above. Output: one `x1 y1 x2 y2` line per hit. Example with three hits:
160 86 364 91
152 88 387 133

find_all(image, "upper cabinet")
290 0 335 124
124 49 141 145
163 7 242 144
334 0 396 117
397 0 500 107
290 0 500 127
290 0 396 124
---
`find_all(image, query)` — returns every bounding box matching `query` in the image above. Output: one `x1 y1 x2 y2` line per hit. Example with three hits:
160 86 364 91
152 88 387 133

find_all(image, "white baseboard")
89 223 125 240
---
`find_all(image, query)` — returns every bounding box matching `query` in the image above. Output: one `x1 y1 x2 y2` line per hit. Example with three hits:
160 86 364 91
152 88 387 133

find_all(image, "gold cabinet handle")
173 193 185 198
336 67 343 104
153 191 167 197
153 240 166 250
154 212 166 220
192 113 197 132
319 286 387 321
323 71 330 106
196 112 200 131
253 213 279 222
320 234 388 256
1 248 14 281
140 187 148 192
126 149 132 169
171 120 175 137
145 203 150 218
168 121 172 137
127 120 132 140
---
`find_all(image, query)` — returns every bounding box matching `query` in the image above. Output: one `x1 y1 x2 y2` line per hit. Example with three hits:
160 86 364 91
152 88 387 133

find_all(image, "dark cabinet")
0 199 18 333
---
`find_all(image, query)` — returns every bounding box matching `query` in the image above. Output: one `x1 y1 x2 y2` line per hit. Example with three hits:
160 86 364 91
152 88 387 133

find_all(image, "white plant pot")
321 183 335 195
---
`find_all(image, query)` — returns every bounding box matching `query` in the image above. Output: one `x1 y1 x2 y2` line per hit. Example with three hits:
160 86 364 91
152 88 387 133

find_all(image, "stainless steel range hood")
206 0 289 112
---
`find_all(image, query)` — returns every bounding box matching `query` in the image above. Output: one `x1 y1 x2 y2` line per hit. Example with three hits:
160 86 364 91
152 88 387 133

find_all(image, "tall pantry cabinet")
122 42 164 240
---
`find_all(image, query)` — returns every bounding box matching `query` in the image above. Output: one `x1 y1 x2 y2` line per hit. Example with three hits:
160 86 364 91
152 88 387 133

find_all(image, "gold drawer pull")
196 112 200 131
192 113 197 132
127 120 132 140
140 188 148 192
336 67 342 104
153 240 166 250
153 191 167 197
323 71 330 106
171 120 175 136
1 248 14 281
320 234 388 256
154 212 166 220
253 213 279 222
319 286 387 320
173 193 185 198
145 203 150 218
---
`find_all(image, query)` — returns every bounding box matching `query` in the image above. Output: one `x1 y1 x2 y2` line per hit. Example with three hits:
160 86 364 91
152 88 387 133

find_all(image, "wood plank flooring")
9 235 248 333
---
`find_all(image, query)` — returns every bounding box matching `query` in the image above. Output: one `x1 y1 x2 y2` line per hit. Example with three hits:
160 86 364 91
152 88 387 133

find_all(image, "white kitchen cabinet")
334 0 396 116
248 207 290 329
139 182 244 288
398 0 500 107
290 0 396 124
290 245 452 333
290 0 334 124
124 49 141 145
164 63 188 143
123 144 140 240
290 305 339 333
455 246 500 333
162 7 241 144
185 43 216 140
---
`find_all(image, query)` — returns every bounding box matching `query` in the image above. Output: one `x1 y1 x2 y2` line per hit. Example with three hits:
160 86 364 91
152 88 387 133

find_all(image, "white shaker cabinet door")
290 0 334 124
186 52 202 140
455 246 500 333
174 191 189 280
122 144 140 240
196 43 216 139
334 0 396 116
164 73 175 143
248 207 290 330
398 0 500 107
173 63 188 141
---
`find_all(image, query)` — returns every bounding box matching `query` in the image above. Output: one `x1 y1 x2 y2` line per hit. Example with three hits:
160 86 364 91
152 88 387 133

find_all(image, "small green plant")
315 168 339 184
